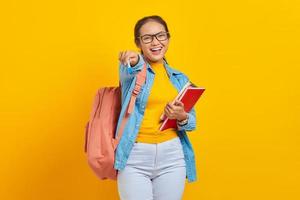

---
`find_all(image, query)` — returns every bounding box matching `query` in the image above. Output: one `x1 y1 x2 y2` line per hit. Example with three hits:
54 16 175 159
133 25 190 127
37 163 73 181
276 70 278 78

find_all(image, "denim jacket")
114 54 197 182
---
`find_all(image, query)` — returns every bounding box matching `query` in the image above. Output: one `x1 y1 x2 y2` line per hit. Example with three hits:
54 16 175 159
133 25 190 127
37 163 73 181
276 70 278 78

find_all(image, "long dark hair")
134 15 171 64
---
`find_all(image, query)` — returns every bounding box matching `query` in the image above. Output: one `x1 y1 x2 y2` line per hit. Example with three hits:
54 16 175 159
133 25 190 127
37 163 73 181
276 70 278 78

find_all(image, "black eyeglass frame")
137 31 170 44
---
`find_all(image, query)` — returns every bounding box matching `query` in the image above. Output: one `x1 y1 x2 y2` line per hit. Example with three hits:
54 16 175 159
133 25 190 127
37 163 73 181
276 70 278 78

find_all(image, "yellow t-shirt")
135 61 179 143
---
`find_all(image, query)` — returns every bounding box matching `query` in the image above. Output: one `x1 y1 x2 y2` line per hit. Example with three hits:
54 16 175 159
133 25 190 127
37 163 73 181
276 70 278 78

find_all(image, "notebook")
159 82 205 131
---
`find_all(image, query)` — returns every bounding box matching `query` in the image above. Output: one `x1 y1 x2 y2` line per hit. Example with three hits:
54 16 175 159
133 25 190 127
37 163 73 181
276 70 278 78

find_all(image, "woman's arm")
175 74 197 132
119 53 145 103
176 106 196 131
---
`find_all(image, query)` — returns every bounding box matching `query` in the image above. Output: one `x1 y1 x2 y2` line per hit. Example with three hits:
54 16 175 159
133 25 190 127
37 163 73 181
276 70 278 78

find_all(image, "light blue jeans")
117 136 186 200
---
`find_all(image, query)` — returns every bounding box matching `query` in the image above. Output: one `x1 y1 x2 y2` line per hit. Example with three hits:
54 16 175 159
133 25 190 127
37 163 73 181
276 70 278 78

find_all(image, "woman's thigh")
117 166 153 200
117 137 187 200
152 165 186 200
153 137 187 200
117 142 155 200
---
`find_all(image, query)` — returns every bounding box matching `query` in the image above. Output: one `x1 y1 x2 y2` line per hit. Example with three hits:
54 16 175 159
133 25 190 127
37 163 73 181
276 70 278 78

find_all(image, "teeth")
151 47 162 51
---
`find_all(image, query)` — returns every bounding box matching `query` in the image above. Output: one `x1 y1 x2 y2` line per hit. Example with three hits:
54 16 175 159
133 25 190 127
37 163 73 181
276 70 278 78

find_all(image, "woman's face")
137 21 170 64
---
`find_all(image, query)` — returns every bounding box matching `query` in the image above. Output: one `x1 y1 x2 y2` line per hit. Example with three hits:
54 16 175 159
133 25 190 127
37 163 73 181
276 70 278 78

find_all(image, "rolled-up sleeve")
176 73 197 132
177 106 196 131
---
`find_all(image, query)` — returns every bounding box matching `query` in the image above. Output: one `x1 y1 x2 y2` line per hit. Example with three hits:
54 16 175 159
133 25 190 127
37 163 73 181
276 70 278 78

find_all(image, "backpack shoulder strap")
113 63 147 147
127 63 147 114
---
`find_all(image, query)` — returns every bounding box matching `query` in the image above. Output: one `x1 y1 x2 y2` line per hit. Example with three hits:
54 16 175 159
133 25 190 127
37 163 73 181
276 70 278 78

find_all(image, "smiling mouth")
150 47 163 54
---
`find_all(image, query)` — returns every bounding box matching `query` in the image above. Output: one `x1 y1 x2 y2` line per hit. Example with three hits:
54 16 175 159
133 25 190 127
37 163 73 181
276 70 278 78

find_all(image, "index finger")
167 102 176 110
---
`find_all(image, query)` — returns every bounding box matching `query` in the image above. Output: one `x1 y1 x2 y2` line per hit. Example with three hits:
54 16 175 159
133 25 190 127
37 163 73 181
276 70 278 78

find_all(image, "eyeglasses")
137 31 170 44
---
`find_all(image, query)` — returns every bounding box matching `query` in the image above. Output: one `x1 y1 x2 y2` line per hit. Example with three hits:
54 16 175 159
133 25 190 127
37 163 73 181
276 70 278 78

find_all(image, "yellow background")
1 0 299 199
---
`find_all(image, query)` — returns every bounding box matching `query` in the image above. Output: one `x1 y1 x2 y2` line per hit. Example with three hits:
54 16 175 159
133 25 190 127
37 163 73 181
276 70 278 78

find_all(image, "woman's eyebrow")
142 31 164 36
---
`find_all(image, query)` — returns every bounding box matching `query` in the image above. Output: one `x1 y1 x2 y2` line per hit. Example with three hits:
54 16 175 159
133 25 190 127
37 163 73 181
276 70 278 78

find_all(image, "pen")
127 58 133 74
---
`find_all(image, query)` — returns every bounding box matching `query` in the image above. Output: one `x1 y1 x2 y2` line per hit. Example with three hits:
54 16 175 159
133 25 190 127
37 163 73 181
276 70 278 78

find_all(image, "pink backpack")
84 63 147 180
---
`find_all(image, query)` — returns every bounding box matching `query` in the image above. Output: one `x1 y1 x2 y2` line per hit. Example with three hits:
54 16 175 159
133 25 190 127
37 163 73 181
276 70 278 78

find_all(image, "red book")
159 82 205 131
